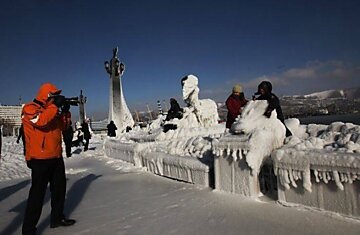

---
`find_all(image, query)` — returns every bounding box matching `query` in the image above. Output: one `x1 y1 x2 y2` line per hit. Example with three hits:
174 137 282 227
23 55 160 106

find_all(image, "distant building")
0 105 22 136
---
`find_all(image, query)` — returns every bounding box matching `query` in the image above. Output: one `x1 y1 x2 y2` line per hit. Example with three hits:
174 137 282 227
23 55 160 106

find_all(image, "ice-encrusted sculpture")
146 74 221 140
180 75 219 127
225 100 286 173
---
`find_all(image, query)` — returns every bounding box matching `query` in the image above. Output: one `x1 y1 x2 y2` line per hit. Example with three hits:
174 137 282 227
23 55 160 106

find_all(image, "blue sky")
1 0 359 119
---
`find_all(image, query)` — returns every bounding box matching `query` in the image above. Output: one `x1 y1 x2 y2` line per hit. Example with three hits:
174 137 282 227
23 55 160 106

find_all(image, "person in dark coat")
17 124 26 155
254 81 292 137
226 84 248 129
107 121 117 137
165 98 183 121
81 121 91 151
62 122 74 158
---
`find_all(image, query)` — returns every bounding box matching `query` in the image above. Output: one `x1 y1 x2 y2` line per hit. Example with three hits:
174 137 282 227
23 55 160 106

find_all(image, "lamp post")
104 47 134 133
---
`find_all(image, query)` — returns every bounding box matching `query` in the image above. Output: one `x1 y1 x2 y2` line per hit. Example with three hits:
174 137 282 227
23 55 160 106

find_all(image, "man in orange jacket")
22 83 75 235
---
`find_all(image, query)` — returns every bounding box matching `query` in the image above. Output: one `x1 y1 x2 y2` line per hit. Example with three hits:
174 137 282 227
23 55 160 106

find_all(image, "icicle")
339 172 345 182
326 171 332 181
303 170 312 192
284 169 291 186
238 149 243 160
231 150 237 161
322 172 328 184
289 169 297 188
298 170 302 180
226 148 231 156
351 173 357 181
314 169 320 183
231 150 237 162
318 171 323 180
293 170 299 181
332 171 344 190
280 169 290 190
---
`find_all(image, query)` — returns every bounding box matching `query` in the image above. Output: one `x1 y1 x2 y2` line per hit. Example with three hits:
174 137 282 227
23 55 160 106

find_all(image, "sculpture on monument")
104 47 134 133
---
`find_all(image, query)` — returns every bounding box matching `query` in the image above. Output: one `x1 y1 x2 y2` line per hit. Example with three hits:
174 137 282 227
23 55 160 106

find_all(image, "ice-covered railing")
273 121 360 192
212 135 249 161
213 100 286 174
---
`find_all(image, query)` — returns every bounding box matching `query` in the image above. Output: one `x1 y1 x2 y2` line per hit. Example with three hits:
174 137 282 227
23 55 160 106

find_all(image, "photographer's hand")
53 95 66 108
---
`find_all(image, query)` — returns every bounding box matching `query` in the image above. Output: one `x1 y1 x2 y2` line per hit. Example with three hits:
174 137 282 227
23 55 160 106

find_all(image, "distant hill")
304 87 360 100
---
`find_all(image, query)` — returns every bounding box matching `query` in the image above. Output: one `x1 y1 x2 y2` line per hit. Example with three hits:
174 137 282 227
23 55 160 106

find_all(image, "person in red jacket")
21 83 75 235
225 84 248 129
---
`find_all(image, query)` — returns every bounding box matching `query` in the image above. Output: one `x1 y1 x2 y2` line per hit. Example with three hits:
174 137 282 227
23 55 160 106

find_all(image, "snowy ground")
1 135 360 235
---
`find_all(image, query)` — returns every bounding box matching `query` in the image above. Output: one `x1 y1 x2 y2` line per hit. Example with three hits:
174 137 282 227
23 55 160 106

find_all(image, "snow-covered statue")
145 74 221 140
232 100 286 173
104 47 134 134
180 75 219 127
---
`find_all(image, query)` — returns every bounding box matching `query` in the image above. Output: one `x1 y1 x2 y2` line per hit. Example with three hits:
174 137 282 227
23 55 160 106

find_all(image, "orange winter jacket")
22 83 69 161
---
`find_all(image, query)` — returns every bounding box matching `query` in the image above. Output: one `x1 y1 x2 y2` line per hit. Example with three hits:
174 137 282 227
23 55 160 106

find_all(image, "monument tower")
104 47 134 133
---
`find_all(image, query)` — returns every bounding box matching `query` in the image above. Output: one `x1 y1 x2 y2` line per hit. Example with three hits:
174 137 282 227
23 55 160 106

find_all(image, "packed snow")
0 135 140 182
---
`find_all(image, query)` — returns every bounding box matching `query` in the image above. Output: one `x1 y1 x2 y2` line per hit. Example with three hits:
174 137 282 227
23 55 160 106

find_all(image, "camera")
49 94 80 108
64 97 79 106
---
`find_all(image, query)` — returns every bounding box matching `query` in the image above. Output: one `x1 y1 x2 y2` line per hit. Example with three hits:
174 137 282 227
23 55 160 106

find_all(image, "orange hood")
35 83 62 104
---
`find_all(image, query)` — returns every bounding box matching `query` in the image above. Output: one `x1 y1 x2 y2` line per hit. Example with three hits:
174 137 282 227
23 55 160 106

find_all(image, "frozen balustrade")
272 121 360 219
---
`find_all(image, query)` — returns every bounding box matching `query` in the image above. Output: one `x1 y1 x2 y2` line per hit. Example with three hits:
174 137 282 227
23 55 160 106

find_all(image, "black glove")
264 110 271 118
62 103 71 112
53 95 66 108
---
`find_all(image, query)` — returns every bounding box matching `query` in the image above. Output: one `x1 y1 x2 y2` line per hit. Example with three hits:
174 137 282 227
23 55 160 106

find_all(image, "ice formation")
213 100 286 174
181 75 219 127
117 73 224 155
272 121 360 192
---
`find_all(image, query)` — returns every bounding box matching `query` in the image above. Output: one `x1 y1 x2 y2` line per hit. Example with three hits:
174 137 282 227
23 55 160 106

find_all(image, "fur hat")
255 81 272 95
232 84 242 93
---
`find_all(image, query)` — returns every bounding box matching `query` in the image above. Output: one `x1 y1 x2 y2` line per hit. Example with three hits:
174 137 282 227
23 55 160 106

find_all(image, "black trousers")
64 141 72 157
83 138 89 151
22 158 66 235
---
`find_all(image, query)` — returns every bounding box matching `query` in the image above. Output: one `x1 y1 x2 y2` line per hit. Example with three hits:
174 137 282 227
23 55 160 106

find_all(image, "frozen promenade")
1 155 359 235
